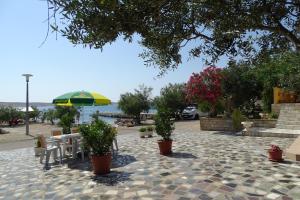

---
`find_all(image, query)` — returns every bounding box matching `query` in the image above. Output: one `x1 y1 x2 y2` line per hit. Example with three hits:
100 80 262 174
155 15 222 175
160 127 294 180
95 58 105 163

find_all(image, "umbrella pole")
79 106 84 124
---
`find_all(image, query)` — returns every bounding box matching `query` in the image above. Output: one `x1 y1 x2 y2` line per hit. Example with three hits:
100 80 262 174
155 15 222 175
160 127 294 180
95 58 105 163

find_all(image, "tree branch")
277 21 300 45
39 0 51 48
255 22 300 49
193 30 213 41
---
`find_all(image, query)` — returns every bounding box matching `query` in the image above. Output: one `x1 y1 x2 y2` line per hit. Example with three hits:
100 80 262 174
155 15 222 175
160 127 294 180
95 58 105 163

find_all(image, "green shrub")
55 106 79 134
198 100 224 117
154 107 174 141
269 112 279 119
222 61 262 115
0 106 24 125
198 101 210 113
58 114 74 134
45 109 57 125
29 106 40 122
232 109 246 131
154 83 187 119
255 52 300 112
139 127 146 132
41 112 47 123
79 119 116 156
118 85 153 124
147 126 154 131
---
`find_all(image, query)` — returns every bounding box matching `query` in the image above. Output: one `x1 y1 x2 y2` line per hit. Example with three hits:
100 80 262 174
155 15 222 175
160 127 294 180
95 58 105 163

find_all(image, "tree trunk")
209 105 218 118
134 116 141 124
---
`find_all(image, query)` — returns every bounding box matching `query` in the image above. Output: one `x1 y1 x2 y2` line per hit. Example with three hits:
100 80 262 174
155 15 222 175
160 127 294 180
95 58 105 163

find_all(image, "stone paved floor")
0 129 300 200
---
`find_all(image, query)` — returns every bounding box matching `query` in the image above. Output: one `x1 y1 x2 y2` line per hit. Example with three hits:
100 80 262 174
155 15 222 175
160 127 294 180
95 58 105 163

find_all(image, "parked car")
180 105 201 120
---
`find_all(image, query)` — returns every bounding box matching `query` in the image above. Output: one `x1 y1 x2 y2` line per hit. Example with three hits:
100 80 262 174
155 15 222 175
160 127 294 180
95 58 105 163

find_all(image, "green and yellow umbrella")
52 91 111 106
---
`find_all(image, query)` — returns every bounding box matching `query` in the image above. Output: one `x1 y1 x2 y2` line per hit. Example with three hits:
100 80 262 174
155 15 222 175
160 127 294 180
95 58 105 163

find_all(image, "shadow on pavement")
112 154 137 168
91 171 133 186
166 152 198 159
212 131 240 136
65 154 137 171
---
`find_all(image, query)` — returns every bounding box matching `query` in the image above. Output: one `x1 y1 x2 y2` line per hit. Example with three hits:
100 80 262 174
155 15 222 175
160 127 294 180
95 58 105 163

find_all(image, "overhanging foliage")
49 0 300 73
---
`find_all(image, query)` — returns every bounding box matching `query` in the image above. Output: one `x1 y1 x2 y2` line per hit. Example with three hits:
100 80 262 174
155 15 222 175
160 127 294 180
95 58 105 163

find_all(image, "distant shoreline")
0 102 52 107
0 102 119 108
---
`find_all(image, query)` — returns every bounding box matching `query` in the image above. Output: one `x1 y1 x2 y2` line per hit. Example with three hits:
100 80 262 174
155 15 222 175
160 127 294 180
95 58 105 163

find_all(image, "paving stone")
105 190 118 195
123 191 136 198
137 190 148 196
266 193 281 199
132 181 145 185
0 130 299 199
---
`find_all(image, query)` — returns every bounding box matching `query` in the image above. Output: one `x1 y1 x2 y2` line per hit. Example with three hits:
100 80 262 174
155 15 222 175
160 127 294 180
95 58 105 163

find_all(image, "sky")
0 0 228 103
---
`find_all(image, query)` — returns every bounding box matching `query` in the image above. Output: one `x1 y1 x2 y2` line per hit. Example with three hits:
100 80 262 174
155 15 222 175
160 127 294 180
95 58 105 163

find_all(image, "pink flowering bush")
186 66 223 117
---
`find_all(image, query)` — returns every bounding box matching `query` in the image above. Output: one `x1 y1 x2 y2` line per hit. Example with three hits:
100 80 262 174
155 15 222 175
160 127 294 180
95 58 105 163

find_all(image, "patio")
0 127 300 200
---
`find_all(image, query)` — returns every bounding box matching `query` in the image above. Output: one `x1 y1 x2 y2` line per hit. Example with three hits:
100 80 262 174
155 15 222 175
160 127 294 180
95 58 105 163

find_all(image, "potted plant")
79 119 117 175
146 126 154 137
268 145 283 162
139 127 147 138
34 135 43 156
155 107 175 155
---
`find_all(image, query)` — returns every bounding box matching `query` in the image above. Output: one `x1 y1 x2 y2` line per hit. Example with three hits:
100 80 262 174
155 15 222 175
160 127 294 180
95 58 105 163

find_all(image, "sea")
38 103 156 125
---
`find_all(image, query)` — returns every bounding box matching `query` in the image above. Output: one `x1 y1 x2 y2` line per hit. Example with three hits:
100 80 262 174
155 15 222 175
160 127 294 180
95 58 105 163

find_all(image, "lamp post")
22 74 33 135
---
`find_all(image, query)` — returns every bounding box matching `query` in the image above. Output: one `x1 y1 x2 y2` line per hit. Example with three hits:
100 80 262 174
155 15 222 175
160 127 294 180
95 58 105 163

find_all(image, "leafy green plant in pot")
154 107 175 155
79 120 116 175
232 108 247 132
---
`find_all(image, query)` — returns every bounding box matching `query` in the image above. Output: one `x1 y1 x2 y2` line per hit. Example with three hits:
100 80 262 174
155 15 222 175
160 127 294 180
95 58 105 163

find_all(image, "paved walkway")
0 126 300 199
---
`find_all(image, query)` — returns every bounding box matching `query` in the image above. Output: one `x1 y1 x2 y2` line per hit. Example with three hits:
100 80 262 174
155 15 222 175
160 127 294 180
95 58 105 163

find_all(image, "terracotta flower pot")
268 150 283 162
90 153 112 175
158 140 172 155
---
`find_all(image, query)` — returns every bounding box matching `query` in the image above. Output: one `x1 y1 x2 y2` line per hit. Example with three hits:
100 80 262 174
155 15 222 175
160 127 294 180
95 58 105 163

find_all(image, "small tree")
255 52 300 112
55 106 79 134
118 85 152 124
0 107 24 126
41 112 47 123
222 61 262 117
29 106 41 122
155 83 187 119
186 66 223 117
45 109 56 125
0 107 9 124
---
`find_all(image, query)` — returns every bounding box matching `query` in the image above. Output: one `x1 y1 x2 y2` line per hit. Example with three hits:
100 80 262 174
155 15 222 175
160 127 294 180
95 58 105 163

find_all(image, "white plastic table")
51 133 81 159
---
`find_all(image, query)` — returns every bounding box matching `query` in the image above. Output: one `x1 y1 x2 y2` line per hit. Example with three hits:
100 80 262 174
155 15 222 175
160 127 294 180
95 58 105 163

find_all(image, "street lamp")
22 74 33 135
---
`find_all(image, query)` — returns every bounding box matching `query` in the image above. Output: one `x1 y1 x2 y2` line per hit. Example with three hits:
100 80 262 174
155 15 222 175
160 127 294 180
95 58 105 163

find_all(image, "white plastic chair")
39 135 62 167
51 128 63 136
51 128 73 157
